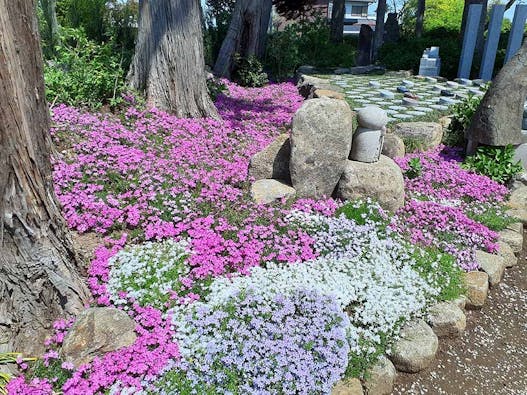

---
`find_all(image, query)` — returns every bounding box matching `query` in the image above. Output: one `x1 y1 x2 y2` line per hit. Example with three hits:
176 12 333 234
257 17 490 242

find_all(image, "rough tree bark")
213 0 273 79
0 0 89 355
128 0 218 118
466 40 527 151
415 0 425 38
373 0 387 61
330 0 345 44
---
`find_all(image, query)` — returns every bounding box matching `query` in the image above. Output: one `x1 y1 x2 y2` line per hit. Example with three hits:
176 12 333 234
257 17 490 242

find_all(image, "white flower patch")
107 239 191 309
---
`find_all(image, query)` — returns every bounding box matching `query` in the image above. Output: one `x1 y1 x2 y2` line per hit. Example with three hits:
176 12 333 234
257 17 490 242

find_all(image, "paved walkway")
393 233 527 395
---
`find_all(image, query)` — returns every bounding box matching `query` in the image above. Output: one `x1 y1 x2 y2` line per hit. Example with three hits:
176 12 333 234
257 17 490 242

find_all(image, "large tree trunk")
0 0 89 355
330 0 345 44
415 0 425 38
466 40 527 150
128 0 218 118
373 0 387 60
213 0 272 79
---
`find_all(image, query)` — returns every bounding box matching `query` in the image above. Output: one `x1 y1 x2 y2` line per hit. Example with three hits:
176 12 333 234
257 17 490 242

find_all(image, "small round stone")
357 105 389 129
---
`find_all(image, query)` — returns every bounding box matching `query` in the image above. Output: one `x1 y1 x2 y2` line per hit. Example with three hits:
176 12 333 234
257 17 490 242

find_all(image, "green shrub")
462 145 523 184
444 94 484 147
265 29 301 81
233 54 269 87
44 28 126 109
405 157 423 179
206 77 227 101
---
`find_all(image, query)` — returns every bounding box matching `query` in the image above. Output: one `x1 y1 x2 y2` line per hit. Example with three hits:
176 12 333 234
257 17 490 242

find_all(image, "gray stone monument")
418 47 441 77
480 5 506 81
458 4 483 79
505 4 527 63
384 13 400 44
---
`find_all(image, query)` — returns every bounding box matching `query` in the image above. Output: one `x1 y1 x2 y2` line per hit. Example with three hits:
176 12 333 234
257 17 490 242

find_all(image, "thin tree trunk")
474 0 488 66
373 0 387 60
466 40 527 149
40 0 61 51
128 0 218 118
213 0 273 79
0 0 89 355
415 0 425 38
330 0 345 44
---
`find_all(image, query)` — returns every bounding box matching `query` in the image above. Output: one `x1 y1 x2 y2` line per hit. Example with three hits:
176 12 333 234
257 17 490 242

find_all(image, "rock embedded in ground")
498 229 524 254
438 116 452 130
250 179 296 204
507 185 527 210
506 208 527 225
453 295 467 310
332 378 364 395
475 250 505 287
336 155 405 212
394 122 443 150
290 98 354 198
297 75 342 99
362 355 396 395
382 133 405 159
506 221 524 234
497 241 518 267
61 307 137 367
389 319 438 373
313 89 345 100
427 302 467 338
248 134 291 182
464 271 489 309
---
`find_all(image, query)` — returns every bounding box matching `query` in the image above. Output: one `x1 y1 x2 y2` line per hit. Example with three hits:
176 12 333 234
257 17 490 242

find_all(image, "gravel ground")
393 233 527 395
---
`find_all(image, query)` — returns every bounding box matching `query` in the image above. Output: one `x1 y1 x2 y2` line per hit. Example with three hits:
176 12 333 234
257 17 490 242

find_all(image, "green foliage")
444 94 484 147
44 28 126 108
233 54 269 87
0 353 37 394
206 77 227 101
345 335 390 379
405 157 423 179
411 247 465 302
400 0 464 34
462 145 523 184
335 200 388 228
203 0 236 66
29 359 72 390
265 16 357 81
465 204 519 232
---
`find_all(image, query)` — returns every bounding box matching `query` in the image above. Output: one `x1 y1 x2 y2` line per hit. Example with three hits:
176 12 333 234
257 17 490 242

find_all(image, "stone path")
392 232 527 395
329 75 487 122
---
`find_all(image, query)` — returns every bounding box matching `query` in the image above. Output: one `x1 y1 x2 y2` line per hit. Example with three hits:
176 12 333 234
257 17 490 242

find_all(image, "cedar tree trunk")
213 0 273 79
373 0 387 60
0 0 89 355
330 0 345 44
466 40 527 150
415 0 425 38
128 0 218 118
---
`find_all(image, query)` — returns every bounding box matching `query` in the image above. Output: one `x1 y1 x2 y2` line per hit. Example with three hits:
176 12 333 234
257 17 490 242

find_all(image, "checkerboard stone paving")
329 74 487 123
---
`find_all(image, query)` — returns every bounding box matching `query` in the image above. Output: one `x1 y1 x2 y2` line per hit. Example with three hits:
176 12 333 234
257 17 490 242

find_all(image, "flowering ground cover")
6 83 514 394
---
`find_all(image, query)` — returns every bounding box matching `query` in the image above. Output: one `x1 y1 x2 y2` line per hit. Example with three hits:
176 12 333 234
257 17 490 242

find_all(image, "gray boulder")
336 155 405 212
250 179 296 204
382 133 405 159
61 307 137 367
497 241 518 267
248 134 291 182
394 122 443 150
475 250 505 286
290 98 354 198
332 378 364 395
362 356 396 395
390 320 438 373
427 302 466 338
498 229 523 253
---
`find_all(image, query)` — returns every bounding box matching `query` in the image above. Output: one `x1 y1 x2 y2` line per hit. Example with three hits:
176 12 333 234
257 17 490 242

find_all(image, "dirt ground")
392 233 527 395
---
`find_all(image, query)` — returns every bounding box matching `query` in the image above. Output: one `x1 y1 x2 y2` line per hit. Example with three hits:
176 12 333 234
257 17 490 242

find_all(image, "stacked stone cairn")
249 98 405 212
418 46 441 77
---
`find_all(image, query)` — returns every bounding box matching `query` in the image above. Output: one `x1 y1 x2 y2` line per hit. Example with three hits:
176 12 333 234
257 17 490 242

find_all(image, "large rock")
336 156 405 212
297 75 342 99
250 179 296 204
507 185 527 210
427 302 466 338
248 134 290 182
290 98 354 198
497 241 518 268
464 271 489 309
313 89 345 100
332 378 364 395
394 122 443 150
382 134 405 159
61 307 137 367
362 356 396 395
498 229 523 253
475 250 505 286
389 320 438 373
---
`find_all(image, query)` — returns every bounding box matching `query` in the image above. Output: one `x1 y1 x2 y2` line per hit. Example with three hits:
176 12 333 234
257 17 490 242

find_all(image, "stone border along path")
330 191 527 395
329 74 487 123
